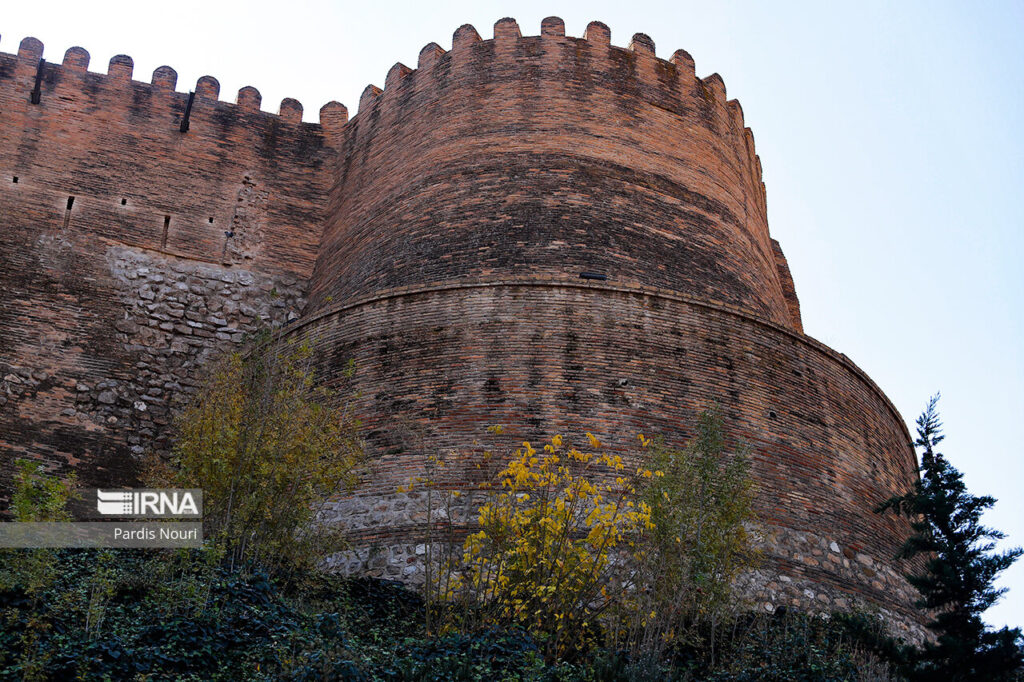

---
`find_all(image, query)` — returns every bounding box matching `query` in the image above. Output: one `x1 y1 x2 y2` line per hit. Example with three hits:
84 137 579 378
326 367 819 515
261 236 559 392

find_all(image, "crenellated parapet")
0 35 339 278
344 18 769 226
3 35 346 129
0 20 785 307
307 17 798 329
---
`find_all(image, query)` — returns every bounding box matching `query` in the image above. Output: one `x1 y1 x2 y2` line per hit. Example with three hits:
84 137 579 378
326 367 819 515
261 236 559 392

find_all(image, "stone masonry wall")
97 247 306 455
322 520 929 646
0 235 306 493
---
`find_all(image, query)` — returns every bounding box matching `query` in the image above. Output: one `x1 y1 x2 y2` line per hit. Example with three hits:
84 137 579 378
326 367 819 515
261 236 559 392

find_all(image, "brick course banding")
0 18 925 635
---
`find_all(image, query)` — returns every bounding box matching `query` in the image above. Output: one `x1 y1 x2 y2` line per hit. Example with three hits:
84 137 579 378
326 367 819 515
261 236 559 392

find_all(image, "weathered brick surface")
0 37 331 486
307 23 798 330
0 19 923 633
290 280 921 628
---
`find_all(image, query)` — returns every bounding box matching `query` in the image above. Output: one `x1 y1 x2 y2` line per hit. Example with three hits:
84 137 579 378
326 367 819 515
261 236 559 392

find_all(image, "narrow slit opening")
121 198 127 206
12 176 18 184
62 196 76 230
161 215 170 250
208 217 214 223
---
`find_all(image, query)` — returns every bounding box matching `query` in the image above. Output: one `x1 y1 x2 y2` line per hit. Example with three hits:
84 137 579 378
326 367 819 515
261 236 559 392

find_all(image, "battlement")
0 34 339 279
345 18 767 219
2 35 347 128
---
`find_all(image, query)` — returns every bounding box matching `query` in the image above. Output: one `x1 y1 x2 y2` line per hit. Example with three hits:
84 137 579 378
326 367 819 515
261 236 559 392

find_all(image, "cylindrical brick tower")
290 18 925 639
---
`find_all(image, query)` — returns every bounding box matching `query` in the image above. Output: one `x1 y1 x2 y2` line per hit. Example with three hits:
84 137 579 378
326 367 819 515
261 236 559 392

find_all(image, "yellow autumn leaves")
411 432 661 657
405 408 757 661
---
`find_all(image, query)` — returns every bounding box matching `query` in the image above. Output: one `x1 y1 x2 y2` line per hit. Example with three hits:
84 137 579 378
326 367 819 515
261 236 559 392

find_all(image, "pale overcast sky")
3 1 1022 630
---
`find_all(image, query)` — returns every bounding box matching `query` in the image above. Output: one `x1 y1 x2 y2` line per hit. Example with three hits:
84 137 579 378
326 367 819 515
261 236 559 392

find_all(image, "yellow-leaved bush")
439 433 656 657
405 409 757 662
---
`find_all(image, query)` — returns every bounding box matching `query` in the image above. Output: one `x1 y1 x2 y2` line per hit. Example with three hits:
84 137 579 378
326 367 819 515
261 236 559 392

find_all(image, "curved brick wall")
307 19 799 330
287 280 922 634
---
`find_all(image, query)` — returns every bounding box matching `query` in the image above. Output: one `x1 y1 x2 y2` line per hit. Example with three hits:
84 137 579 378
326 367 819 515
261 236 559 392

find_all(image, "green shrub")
0 460 78 679
611 407 758 667
147 336 363 576
8 459 76 523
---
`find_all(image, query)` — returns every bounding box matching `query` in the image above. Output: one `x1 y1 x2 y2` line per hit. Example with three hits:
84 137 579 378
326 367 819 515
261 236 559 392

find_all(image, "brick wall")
0 37 334 487
287 280 920 630
307 19 800 331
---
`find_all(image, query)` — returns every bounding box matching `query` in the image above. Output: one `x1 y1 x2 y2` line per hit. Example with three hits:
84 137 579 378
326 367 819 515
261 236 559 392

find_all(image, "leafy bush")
695 609 904 682
434 433 654 658
410 409 759 667
0 460 79 678
612 407 758 666
8 459 76 523
146 336 363 575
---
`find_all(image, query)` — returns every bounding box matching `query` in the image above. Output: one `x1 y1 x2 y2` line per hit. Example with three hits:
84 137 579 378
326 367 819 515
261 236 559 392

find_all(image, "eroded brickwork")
0 36 333 486
291 281 921 629
0 18 924 635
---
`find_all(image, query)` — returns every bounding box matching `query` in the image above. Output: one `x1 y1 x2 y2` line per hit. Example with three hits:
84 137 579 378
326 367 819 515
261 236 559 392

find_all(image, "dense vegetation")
0 548 905 680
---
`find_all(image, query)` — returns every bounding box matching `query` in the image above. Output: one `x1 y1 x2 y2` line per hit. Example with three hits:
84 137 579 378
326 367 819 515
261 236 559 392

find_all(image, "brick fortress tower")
0 18 925 639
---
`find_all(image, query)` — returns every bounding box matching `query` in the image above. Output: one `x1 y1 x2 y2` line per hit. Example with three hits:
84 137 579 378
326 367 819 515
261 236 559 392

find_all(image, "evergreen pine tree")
878 395 1023 680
